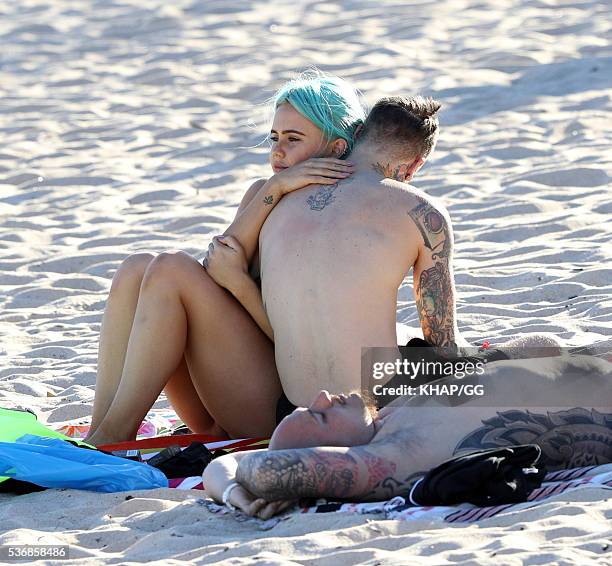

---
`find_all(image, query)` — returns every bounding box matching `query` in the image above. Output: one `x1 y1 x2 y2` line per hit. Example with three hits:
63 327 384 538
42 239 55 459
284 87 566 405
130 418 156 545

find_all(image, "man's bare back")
259 169 449 405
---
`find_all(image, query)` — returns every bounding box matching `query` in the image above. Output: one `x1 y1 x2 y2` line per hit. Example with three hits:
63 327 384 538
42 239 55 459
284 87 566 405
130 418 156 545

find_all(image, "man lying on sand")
204 359 612 519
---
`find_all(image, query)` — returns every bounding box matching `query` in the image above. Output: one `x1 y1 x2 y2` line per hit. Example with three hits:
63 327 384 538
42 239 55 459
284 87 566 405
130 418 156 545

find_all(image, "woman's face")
269 103 338 173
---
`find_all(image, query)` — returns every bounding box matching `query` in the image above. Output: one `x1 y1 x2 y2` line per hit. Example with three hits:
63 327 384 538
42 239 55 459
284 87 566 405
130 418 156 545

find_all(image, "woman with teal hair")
273 72 365 157
86 71 366 446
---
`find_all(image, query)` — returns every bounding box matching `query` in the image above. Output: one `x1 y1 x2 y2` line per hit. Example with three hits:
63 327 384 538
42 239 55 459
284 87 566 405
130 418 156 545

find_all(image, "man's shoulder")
382 179 450 222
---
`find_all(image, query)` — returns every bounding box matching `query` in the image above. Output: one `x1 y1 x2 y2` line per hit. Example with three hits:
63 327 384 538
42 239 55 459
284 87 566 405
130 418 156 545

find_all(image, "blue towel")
0 434 168 492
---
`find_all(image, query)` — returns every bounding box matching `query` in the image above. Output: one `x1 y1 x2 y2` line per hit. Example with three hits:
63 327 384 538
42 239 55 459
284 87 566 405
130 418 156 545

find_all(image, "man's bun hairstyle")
359 95 441 159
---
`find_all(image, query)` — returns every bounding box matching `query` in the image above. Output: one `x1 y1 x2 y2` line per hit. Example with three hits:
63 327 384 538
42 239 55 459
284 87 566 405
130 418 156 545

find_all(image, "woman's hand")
203 235 249 293
269 158 354 197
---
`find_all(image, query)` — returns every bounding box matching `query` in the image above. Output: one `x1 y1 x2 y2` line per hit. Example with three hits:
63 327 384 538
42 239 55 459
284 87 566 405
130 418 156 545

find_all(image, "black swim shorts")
276 391 297 425
374 338 510 409
404 337 510 364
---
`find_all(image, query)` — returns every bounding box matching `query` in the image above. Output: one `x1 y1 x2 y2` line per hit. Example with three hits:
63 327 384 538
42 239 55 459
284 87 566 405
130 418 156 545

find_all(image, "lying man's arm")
235 436 421 503
409 198 470 351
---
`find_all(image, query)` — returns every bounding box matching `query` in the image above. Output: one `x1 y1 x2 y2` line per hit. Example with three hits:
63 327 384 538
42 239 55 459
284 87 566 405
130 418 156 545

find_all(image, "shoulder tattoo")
408 199 450 260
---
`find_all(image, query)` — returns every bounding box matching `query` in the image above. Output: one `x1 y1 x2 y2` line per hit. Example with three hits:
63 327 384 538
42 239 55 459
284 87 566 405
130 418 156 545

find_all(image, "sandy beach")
0 0 611 563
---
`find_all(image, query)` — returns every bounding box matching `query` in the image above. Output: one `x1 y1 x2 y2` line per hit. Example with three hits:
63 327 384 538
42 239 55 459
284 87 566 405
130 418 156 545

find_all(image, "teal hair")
273 72 365 155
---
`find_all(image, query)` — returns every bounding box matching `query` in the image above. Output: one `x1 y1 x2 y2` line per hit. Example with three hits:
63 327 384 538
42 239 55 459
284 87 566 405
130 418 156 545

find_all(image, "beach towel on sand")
0 407 93 489
194 463 612 528
99 436 612 527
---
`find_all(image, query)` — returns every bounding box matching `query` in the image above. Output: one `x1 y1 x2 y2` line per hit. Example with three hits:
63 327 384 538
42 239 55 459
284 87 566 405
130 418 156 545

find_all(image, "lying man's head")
353 95 442 182
270 390 378 450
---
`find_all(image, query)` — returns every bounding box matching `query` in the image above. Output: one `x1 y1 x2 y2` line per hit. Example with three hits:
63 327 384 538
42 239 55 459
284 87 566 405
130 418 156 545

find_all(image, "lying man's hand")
227 483 296 519
249 498 297 520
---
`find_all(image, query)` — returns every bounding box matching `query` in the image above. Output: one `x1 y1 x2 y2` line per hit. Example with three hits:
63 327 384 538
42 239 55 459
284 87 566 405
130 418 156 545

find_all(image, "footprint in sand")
128 190 181 205
52 277 106 292
46 402 92 423
30 253 125 274
517 168 609 188
5 288 81 309
23 346 79 360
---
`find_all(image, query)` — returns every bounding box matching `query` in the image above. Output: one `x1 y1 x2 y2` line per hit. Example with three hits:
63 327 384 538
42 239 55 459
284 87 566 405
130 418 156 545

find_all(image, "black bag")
409 444 546 507
147 442 215 479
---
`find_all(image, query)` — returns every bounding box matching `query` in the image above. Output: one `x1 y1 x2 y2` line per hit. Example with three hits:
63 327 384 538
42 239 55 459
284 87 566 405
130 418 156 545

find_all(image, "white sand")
0 0 611 563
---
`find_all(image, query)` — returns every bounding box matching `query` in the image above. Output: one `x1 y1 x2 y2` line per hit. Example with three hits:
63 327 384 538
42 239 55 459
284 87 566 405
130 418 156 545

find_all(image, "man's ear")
333 138 348 158
354 123 364 140
405 156 425 181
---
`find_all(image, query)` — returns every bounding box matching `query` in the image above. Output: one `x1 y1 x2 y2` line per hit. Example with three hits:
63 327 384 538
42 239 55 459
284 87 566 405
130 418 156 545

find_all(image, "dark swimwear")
405 337 510 364
375 338 510 409
276 391 297 425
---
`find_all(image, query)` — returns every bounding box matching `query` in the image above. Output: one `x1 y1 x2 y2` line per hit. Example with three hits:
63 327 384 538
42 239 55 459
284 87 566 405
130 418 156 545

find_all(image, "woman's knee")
110 253 155 292
141 251 208 289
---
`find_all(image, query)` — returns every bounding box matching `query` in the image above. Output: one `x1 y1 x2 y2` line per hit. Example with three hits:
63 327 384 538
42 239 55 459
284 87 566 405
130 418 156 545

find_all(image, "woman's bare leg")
163 356 227 435
89 253 155 436
88 253 215 439
87 251 281 445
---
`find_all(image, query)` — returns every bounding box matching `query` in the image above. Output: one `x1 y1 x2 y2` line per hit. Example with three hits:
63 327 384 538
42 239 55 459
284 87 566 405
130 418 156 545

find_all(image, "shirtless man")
203 356 612 519
261 96 492 410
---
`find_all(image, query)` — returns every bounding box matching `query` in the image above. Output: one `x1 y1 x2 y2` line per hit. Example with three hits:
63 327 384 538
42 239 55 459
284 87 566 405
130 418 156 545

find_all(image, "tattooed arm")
223 179 284 265
409 199 468 351
235 436 423 503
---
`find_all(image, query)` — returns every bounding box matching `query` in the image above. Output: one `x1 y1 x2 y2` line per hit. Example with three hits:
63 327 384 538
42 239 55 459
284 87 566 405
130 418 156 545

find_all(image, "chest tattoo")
306 183 338 211
455 408 612 471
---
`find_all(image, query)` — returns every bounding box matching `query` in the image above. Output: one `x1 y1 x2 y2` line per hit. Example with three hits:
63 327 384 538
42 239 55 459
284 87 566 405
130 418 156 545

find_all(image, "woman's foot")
85 429 132 447
85 421 231 447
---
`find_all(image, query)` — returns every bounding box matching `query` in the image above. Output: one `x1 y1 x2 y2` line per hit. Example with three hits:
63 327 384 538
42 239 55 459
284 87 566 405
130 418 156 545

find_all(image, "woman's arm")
204 235 274 341
223 178 282 266
231 275 274 341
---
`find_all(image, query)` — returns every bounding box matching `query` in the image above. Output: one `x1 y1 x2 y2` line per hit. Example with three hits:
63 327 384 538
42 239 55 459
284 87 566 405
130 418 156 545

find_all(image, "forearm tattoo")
236 449 358 500
408 199 455 347
263 194 274 205
455 408 612 470
236 445 403 501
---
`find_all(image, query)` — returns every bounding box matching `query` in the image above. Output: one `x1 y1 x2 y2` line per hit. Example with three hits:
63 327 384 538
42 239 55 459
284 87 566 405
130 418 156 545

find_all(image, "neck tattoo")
372 162 410 182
